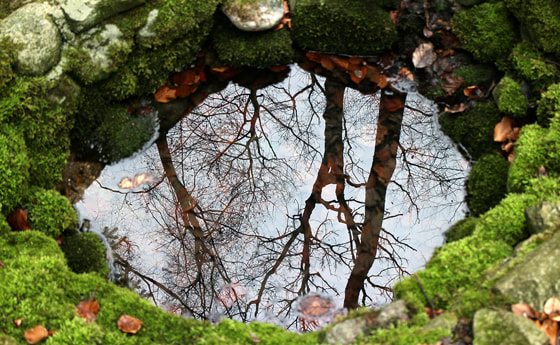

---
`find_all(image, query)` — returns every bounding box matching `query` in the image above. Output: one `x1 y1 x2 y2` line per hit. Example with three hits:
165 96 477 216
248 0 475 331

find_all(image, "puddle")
76 65 468 330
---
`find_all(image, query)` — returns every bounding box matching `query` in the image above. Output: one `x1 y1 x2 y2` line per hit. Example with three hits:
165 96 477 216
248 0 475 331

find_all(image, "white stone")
223 0 284 32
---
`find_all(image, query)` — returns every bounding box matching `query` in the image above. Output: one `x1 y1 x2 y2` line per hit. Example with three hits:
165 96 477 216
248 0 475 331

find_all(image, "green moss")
473 193 539 246
361 322 450 345
507 121 560 193
467 154 510 216
0 124 29 213
438 101 502 160
0 37 18 91
537 83 560 127
445 217 479 243
451 2 517 63
25 188 78 238
453 64 495 86
492 76 528 119
292 0 397 55
61 232 109 278
509 42 559 91
213 23 294 68
504 0 560 55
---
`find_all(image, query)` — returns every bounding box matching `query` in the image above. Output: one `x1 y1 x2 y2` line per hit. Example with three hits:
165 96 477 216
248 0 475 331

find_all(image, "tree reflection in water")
83 65 468 330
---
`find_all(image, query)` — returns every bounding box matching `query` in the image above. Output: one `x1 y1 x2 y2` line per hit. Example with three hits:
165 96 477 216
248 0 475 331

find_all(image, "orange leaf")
367 66 389 87
502 141 514 153
381 96 404 112
350 66 367 84
512 303 536 318
154 86 177 103
544 297 560 315
175 84 198 98
24 325 49 344
539 319 558 345
440 73 464 95
330 55 349 71
171 70 198 86
269 65 288 72
463 85 485 98
77 299 100 323
444 103 467 114
118 315 143 334
8 208 31 231
305 52 323 63
320 55 335 71
494 116 514 142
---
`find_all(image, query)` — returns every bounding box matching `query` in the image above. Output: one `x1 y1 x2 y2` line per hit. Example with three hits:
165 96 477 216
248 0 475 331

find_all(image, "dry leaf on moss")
24 325 49 344
77 298 100 323
512 303 536 318
118 315 143 334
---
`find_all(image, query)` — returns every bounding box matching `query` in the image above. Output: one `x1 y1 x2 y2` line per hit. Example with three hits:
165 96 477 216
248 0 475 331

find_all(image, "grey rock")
324 318 368 345
423 312 458 333
223 0 284 31
473 309 548 345
0 3 61 76
525 201 560 235
375 299 408 327
493 229 560 310
61 0 146 32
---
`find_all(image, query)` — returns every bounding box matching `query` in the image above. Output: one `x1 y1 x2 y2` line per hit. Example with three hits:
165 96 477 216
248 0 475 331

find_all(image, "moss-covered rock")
25 188 78 238
61 232 109 277
509 42 559 92
0 37 18 91
291 0 397 55
0 124 29 213
453 64 496 87
536 83 560 127
451 2 516 64
438 101 502 160
467 154 510 216
473 308 548 345
492 76 528 119
504 0 560 56
444 217 479 243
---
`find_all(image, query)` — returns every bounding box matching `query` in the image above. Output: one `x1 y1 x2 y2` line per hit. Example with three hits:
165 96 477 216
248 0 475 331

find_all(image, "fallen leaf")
539 319 558 345
154 85 177 103
350 66 368 84
412 42 437 68
444 103 467 113
381 96 404 112
440 73 464 95
269 65 288 72
367 65 389 87
175 84 198 98
390 10 399 26
544 297 560 315
7 208 31 231
171 70 199 86
348 57 362 65
494 116 515 142
24 325 49 344
508 127 520 141
320 55 335 71
249 331 262 343
305 52 323 63
330 55 349 71
512 303 536 318
423 27 433 38
14 319 22 327
502 141 514 153
118 315 143 334
463 85 485 98
77 299 100 323
398 67 414 81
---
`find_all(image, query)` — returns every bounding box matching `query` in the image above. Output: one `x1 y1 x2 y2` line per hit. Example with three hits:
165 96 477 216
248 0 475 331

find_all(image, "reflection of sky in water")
76 65 468 326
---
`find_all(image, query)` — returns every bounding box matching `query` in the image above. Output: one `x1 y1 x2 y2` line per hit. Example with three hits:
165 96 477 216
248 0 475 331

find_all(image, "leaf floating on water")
412 42 437 68
117 315 143 334
24 325 49 344
77 298 100 323
119 173 150 189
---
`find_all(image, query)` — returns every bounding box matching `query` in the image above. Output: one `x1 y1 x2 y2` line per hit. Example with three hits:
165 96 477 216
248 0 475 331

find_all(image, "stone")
525 201 560 235
493 229 560 310
374 299 409 327
0 3 62 76
61 0 146 33
423 312 458 333
324 318 368 345
473 309 548 345
223 0 284 31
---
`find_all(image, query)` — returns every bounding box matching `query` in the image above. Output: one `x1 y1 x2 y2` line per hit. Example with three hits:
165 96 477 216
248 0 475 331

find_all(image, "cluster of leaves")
61 233 109 278
512 297 560 345
24 187 78 238
451 2 516 63
467 154 510 216
291 0 397 55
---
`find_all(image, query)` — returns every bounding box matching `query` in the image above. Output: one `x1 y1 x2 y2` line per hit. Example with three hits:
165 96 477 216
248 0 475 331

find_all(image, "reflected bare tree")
108 65 466 329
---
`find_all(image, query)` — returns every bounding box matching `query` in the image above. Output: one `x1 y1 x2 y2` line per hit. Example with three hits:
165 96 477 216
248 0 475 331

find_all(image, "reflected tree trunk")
344 90 406 310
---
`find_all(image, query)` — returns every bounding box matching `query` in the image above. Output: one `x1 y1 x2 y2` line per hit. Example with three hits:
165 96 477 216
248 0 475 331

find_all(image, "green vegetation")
504 0 560 55
359 322 451 345
0 124 29 213
212 23 294 68
509 42 559 92
25 187 78 238
492 76 528 119
453 64 495 86
61 232 109 277
292 0 397 55
537 83 560 127
439 101 502 160
451 2 516 63
444 217 478 243
467 154 510 216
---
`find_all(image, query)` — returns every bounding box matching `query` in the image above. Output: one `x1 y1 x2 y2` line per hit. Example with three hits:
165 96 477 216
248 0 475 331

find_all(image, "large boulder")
61 0 146 32
525 201 560 235
473 309 548 345
222 0 284 31
493 229 560 310
0 3 62 76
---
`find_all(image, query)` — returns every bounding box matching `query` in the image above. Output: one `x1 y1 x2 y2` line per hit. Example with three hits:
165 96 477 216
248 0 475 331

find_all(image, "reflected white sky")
75 65 469 326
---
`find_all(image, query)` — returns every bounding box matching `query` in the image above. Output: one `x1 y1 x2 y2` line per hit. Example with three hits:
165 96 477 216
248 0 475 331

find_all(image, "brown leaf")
512 303 536 318
269 65 288 72
175 84 198 98
305 52 323 63
508 127 521 142
14 319 22 327
502 141 514 153
350 66 368 84
381 96 404 112
249 331 262 343
539 319 558 345
440 73 464 95
8 208 31 231
444 103 467 114
367 66 389 87
463 85 485 98
24 325 49 344
320 55 335 71
494 116 514 142
330 55 349 71
544 297 560 315
154 86 177 103
171 70 199 86
412 42 437 68
118 315 143 334
77 299 100 323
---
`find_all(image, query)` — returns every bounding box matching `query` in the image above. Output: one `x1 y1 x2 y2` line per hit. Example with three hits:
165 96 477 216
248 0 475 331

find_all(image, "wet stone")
223 0 284 31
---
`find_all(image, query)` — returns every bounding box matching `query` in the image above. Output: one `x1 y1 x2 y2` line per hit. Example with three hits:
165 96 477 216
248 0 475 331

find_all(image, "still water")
75 65 468 330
